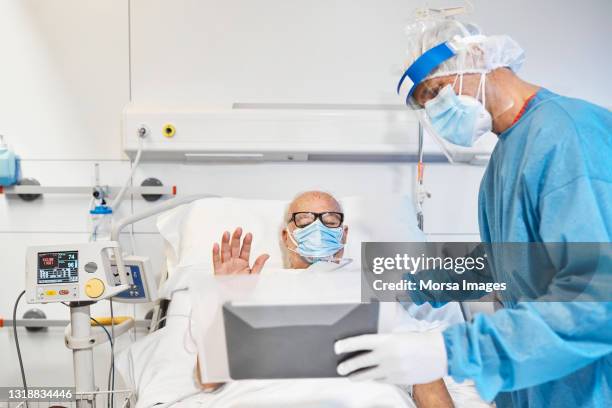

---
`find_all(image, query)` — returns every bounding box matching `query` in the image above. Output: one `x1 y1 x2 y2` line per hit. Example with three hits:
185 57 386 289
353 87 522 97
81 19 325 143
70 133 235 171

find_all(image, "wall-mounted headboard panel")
125 1 500 162
123 105 431 161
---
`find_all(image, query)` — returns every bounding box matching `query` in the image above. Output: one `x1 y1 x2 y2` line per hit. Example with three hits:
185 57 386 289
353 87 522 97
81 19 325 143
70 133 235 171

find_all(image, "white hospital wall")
1 0 610 390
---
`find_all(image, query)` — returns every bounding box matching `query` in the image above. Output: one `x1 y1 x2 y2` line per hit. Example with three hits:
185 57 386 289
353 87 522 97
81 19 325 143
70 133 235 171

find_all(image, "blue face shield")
288 219 344 263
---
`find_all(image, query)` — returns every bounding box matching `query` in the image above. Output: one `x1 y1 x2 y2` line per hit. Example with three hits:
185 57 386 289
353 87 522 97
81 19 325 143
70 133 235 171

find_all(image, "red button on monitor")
59 289 69 295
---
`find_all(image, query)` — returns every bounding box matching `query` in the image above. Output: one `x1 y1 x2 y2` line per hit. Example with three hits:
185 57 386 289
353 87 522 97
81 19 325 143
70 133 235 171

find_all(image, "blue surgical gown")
442 89 612 407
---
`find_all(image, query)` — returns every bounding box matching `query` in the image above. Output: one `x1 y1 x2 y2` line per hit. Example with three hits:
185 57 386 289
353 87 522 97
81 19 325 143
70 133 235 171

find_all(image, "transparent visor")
397 74 435 110
401 72 515 122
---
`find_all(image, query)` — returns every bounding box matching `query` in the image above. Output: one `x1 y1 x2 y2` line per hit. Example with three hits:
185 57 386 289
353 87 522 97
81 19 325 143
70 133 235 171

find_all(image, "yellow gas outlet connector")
162 123 176 138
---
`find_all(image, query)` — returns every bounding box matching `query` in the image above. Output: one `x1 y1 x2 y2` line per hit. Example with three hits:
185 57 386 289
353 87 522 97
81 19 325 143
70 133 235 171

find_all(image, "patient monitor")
24 241 133 408
20 196 210 408
25 242 157 304
25 241 130 304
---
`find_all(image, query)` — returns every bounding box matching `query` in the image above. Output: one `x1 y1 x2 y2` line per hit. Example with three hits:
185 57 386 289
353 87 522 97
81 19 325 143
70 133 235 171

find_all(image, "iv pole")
414 122 470 322
416 122 430 231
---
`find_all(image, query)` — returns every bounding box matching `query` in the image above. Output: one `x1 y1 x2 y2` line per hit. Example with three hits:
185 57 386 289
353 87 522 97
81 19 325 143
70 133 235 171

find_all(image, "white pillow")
157 198 287 275
157 195 424 275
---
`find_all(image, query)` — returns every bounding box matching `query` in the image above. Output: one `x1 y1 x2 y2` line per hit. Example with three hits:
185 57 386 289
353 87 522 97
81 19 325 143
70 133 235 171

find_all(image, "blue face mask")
424 83 492 147
288 219 344 263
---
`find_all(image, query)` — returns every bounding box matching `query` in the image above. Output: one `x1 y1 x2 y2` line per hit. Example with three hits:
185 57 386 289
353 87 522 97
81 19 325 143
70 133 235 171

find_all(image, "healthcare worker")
335 19 612 407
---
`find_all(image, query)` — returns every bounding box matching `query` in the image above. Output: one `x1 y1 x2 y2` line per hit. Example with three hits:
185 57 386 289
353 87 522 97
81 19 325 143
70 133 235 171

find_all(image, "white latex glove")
335 331 448 385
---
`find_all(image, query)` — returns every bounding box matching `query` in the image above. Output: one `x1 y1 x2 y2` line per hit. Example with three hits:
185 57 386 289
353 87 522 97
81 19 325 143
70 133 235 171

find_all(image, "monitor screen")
37 251 79 284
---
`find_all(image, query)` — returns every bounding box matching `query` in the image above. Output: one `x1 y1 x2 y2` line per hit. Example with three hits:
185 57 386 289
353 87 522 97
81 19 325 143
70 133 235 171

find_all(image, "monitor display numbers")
37 251 79 284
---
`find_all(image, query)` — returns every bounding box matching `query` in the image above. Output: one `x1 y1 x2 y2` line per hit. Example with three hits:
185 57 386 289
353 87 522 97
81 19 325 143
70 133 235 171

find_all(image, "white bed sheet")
115 290 201 408
169 379 415 408
171 376 489 408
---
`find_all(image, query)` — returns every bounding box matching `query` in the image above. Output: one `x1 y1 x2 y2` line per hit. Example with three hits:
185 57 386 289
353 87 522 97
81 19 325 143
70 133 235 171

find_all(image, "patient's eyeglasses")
289 212 344 228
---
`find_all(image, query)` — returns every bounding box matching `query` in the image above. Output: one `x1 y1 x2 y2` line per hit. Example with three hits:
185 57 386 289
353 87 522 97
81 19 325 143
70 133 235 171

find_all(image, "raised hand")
212 227 270 275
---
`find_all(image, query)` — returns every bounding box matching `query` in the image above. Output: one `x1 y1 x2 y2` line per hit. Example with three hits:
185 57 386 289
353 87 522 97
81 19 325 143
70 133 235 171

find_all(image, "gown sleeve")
442 176 612 401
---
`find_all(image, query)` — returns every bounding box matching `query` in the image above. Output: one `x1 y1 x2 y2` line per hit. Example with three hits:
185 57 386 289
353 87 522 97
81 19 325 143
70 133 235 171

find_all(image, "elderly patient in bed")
200 191 456 408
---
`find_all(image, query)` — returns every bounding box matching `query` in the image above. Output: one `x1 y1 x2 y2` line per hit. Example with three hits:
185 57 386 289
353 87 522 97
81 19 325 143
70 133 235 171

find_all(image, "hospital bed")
114 195 490 408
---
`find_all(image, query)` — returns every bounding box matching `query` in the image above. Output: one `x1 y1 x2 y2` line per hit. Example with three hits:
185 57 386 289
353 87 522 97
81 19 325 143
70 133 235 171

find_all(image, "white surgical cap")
404 19 525 81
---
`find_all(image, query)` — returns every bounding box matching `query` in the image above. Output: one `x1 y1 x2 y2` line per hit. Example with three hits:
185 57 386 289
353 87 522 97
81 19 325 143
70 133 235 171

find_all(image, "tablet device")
223 301 379 379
